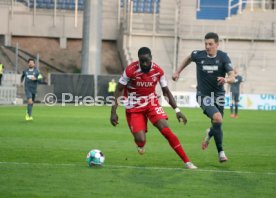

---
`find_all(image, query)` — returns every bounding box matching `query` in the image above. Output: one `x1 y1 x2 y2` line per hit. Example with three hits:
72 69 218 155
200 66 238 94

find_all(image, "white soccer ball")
86 149 105 166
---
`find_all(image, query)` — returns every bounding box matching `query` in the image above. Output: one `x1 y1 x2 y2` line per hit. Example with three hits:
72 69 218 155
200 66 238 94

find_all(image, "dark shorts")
25 89 36 101
197 94 225 119
231 92 240 102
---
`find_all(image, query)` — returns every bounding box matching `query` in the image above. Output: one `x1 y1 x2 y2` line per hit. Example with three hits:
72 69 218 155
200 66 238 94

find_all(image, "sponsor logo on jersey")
136 81 153 87
202 65 218 73
27 75 35 79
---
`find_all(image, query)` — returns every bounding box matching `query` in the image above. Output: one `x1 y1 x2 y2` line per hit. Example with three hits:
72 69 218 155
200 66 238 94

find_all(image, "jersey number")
155 107 165 114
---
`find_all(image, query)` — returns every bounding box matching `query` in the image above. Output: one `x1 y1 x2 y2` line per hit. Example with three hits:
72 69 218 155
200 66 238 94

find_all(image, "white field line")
1 161 276 176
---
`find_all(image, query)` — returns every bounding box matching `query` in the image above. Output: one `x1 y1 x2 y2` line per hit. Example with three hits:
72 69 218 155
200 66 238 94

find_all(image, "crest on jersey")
216 60 220 64
201 60 204 64
152 76 157 82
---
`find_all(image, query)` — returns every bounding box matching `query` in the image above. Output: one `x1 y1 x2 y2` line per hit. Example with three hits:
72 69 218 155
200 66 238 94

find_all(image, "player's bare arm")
161 86 187 125
172 55 192 81
217 70 235 85
110 82 125 126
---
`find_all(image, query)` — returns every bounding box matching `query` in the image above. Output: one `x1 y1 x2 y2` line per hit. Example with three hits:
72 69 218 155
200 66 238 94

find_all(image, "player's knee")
154 119 169 131
133 131 146 143
135 136 146 143
212 112 223 123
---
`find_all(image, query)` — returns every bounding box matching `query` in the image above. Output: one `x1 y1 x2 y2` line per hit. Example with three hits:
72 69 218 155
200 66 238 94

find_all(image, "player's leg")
27 98 34 120
202 127 212 150
28 93 36 120
154 119 197 169
205 106 227 162
230 93 235 117
133 131 146 154
148 106 197 169
212 103 228 162
126 112 147 154
199 95 228 162
25 90 33 120
234 94 240 118
197 95 215 150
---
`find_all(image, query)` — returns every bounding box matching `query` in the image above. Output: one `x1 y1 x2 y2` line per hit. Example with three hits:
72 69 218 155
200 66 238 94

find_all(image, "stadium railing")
0 86 16 105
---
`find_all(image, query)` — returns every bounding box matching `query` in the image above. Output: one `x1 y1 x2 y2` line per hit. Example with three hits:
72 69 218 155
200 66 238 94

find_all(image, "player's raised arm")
172 54 192 81
161 86 187 125
110 82 125 126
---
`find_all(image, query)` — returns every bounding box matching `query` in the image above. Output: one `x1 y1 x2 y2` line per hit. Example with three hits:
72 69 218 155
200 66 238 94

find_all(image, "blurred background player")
107 78 117 97
21 58 42 121
110 47 197 169
0 62 4 86
230 67 243 118
172 32 235 163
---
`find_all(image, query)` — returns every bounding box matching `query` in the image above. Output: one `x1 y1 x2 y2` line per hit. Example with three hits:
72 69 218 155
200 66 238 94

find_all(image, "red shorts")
126 105 168 133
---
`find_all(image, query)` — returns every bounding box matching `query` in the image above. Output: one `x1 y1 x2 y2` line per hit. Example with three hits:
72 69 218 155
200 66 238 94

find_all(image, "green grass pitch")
0 105 276 197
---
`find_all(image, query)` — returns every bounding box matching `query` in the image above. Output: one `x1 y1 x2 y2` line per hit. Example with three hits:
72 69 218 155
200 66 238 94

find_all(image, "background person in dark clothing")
21 58 42 121
230 67 243 118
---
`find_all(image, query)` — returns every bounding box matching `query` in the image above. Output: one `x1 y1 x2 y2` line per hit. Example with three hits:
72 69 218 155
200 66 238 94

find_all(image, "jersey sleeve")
239 75 244 83
35 70 40 78
118 70 130 85
190 50 199 62
20 70 25 83
223 54 233 73
159 74 168 88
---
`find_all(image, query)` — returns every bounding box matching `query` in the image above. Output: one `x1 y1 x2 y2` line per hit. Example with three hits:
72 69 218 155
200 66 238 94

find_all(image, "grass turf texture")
0 105 276 198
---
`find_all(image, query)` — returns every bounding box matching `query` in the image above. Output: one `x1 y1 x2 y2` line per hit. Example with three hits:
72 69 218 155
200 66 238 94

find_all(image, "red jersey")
119 61 168 112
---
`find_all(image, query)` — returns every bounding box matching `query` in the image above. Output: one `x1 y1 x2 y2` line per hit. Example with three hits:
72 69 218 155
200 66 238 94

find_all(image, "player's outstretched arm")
161 86 187 125
217 70 235 85
110 82 125 126
20 71 25 85
172 55 192 81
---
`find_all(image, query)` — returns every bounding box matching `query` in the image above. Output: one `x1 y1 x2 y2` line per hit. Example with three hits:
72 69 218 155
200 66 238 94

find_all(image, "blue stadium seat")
16 0 85 10
120 0 159 13
197 0 246 20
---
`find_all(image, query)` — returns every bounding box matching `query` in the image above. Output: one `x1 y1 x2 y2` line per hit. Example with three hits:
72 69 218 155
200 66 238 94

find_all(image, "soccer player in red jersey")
110 47 197 169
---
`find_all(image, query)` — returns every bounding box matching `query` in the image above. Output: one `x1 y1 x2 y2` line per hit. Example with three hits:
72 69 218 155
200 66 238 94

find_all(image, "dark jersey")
230 75 243 94
191 50 233 96
21 68 40 93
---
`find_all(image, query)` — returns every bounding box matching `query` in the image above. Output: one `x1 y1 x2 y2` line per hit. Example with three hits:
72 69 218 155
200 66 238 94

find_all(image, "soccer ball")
86 149 105 166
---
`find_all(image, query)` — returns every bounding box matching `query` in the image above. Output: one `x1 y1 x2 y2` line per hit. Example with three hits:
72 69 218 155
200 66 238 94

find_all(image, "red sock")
161 127 190 163
135 140 146 147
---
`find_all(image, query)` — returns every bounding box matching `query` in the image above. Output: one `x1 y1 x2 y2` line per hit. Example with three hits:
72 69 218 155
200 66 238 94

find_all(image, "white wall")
0 1 119 41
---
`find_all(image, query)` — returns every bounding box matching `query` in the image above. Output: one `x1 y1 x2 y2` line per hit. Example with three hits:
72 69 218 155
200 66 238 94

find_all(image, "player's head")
28 58 35 68
138 47 152 73
204 32 219 56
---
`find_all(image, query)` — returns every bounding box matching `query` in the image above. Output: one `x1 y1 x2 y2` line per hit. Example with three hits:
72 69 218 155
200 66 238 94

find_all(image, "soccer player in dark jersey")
230 68 243 118
21 58 42 121
110 47 197 169
172 32 235 163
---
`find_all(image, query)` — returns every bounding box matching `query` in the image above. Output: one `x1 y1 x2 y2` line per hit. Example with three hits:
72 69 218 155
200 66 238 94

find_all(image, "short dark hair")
138 47 151 56
28 58 35 63
205 32 219 43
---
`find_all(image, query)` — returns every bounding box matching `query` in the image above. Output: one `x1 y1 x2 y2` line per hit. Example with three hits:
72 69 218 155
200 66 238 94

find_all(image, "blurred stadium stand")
17 0 85 10
16 0 159 12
